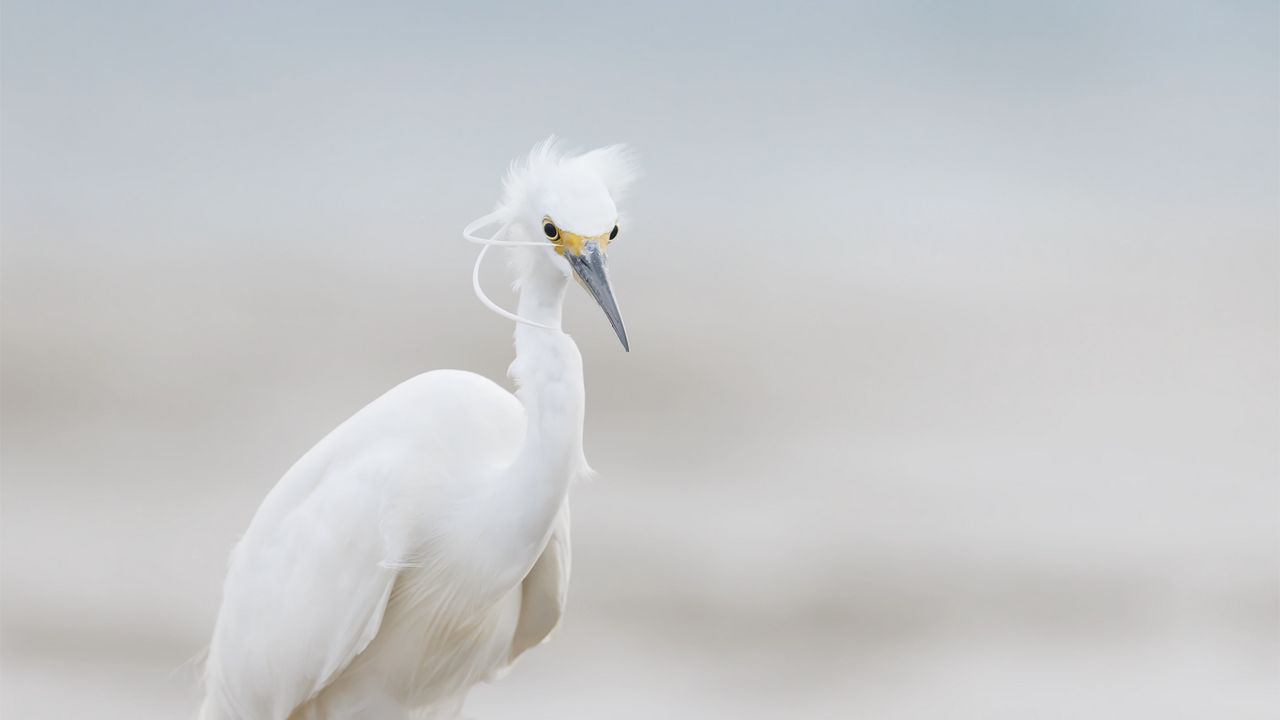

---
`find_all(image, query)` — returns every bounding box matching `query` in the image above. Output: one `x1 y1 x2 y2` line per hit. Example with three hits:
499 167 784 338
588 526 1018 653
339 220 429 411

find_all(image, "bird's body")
200 140 634 719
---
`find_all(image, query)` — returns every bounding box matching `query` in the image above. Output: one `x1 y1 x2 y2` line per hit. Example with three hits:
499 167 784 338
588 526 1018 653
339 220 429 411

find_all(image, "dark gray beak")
567 242 629 351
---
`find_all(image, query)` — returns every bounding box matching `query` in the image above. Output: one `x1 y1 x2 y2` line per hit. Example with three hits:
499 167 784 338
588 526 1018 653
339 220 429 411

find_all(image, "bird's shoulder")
355 369 526 465
371 369 521 427
255 369 524 514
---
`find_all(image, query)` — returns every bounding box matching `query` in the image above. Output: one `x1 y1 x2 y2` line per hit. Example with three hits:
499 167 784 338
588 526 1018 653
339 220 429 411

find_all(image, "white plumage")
200 139 635 720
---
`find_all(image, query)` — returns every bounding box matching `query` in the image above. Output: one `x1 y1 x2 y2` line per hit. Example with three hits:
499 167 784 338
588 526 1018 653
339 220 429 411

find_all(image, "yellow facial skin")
544 217 613 256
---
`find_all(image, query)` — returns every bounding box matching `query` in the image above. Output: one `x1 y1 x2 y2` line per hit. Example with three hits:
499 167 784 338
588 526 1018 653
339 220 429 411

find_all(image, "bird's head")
484 138 637 350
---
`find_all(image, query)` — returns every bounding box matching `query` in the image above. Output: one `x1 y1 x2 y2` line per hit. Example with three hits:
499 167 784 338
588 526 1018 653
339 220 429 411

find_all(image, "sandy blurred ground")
2 1 1277 718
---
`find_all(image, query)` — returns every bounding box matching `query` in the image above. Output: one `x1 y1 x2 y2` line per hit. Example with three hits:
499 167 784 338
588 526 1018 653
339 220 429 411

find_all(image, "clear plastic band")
464 210 560 329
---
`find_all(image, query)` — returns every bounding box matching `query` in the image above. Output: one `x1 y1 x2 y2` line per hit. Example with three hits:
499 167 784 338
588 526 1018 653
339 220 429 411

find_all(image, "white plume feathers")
498 136 638 223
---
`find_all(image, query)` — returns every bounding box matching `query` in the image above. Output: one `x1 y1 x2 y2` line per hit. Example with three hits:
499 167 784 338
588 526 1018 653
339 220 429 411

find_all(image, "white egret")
199 139 636 720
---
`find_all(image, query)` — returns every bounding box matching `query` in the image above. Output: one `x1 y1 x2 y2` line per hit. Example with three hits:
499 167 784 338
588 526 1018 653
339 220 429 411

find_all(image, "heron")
199 139 635 720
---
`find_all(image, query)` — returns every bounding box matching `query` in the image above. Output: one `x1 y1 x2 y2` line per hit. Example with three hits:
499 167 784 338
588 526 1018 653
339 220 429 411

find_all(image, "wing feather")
509 502 572 662
203 449 404 719
200 370 528 720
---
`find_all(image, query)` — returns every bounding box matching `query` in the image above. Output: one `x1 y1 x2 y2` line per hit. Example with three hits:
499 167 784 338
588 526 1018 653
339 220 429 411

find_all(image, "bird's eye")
542 221 558 239
609 225 619 240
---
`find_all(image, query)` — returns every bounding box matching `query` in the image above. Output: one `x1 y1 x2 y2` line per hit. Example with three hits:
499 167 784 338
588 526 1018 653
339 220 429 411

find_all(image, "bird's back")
201 370 530 719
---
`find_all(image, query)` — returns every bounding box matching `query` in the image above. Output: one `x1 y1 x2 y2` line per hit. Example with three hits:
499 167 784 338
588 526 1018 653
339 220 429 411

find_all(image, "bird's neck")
510 273 586 465
492 270 586 568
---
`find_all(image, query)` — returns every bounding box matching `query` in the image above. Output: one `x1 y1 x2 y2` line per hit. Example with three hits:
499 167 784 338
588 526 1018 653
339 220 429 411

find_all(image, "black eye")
542 222 558 239
609 225 619 240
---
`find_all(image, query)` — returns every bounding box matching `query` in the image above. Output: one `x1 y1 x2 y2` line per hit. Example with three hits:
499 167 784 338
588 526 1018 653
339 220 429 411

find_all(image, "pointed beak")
567 241 629 351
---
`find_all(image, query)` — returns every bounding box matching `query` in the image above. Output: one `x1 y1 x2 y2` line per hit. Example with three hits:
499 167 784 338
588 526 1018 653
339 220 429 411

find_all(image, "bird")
199 139 635 720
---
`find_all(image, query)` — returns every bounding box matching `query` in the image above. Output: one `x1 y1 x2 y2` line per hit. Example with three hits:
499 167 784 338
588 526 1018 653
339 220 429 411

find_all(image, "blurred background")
2 1 1276 717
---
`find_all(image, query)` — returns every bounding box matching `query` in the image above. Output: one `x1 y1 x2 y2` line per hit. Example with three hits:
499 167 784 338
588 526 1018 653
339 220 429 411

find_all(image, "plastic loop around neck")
463 210 561 330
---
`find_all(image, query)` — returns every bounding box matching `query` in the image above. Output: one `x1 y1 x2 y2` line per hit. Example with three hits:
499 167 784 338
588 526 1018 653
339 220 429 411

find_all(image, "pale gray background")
2 1 1277 718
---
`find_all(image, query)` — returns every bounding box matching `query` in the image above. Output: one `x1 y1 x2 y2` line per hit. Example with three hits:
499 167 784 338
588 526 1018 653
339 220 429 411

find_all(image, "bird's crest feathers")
498 137 638 227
